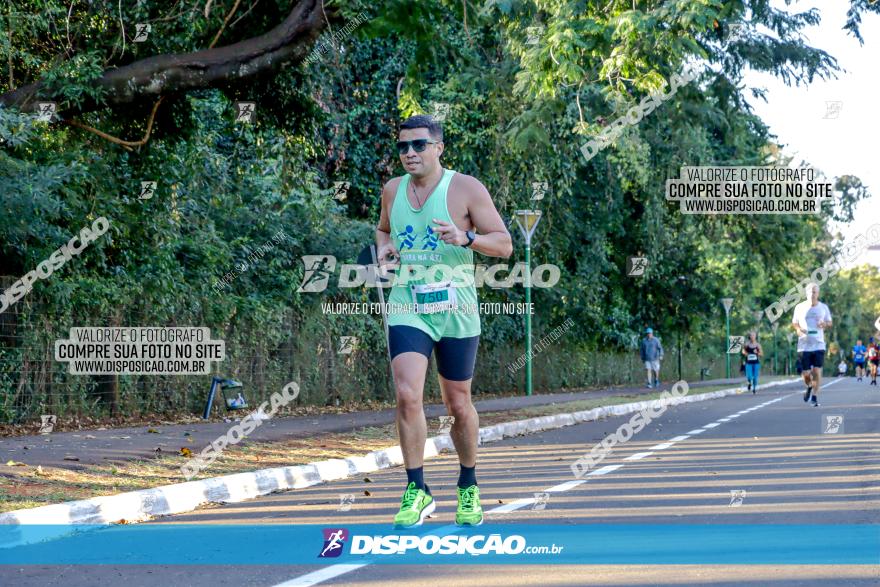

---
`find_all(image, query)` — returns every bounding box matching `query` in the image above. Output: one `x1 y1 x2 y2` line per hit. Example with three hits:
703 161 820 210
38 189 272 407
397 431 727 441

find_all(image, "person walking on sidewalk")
792 283 832 407
742 331 763 393
376 114 512 528
640 327 664 388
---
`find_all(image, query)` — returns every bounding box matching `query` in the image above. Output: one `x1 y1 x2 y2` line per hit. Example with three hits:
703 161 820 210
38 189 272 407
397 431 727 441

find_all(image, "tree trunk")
0 0 335 115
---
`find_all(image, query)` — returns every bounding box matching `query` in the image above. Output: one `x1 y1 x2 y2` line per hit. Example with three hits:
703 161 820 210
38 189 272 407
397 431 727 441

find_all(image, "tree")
1 0 338 116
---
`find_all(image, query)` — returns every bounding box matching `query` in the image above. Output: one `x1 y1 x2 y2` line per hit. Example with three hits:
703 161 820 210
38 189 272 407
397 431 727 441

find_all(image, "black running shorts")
798 350 825 371
389 325 479 381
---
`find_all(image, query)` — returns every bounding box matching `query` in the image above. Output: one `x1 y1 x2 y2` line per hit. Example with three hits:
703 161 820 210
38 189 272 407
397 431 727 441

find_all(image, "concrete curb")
0 378 797 529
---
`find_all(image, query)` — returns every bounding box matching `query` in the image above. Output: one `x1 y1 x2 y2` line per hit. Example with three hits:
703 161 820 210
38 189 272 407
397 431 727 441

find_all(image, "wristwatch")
463 230 476 248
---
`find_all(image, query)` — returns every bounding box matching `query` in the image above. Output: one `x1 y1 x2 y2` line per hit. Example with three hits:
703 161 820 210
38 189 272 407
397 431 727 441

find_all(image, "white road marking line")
491 498 534 513
718 418 731 422
686 429 705 435
273 564 371 587
623 452 654 461
649 442 676 450
704 422 721 428
588 464 623 475
547 479 586 492
669 435 690 442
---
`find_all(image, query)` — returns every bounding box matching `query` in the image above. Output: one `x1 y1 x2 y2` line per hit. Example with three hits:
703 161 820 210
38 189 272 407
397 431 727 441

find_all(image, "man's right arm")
791 307 805 337
376 180 393 247
376 179 399 266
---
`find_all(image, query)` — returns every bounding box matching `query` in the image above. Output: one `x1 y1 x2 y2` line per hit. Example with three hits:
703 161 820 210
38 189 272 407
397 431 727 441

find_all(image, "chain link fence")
1 284 761 425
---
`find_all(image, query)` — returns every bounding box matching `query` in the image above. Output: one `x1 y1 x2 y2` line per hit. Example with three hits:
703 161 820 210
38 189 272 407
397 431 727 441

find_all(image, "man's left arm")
432 175 512 258
821 306 833 329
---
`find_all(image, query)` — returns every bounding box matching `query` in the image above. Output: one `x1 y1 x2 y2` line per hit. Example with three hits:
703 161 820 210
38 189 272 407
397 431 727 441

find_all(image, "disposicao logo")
296 255 560 292
318 528 349 558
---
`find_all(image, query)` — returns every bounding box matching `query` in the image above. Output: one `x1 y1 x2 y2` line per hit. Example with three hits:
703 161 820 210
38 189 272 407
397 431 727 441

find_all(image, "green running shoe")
393 482 435 528
455 484 483 526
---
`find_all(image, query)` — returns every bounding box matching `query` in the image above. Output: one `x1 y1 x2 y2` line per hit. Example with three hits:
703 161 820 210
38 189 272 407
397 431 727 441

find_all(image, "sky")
740 0 880 267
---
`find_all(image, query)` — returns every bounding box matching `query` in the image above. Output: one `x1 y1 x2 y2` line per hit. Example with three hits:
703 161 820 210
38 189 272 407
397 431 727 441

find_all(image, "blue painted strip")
1 524 877 565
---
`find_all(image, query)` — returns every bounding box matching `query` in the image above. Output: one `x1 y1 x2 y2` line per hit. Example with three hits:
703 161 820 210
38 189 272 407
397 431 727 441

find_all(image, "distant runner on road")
742 331 762 394
868 337 879 386
792 283 832 407
852 339 866 382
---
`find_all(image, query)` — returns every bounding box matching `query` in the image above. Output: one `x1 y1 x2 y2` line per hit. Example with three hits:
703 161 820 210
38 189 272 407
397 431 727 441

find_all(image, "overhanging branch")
0 0 335 116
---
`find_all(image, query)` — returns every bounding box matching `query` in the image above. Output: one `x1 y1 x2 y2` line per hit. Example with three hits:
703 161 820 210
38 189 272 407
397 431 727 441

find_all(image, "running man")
852 339 866 381
742 331 762 394
639 327 664 388
376 114 512 528
869 337 879 386
791 283 832 407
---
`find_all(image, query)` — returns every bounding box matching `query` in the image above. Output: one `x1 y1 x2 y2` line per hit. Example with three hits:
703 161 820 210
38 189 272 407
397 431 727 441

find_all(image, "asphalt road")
4 376 879 586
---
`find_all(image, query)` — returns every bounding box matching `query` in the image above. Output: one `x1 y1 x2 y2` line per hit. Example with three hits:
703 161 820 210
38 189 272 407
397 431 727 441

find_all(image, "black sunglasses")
396 139 439 155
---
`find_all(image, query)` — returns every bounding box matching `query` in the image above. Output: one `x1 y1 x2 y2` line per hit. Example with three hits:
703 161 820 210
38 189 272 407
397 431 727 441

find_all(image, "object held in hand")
381 250 400 269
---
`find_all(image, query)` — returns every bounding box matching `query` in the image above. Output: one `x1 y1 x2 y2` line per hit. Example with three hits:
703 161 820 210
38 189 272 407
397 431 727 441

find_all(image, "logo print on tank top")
421 226 440 250
397 225 416 250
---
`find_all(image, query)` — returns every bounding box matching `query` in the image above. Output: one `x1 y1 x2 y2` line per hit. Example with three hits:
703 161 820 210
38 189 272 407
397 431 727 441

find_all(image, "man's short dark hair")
399 114 443 141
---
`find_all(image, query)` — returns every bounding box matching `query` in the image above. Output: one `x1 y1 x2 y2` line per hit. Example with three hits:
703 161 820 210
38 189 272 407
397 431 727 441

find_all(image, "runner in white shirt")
791 283 832 407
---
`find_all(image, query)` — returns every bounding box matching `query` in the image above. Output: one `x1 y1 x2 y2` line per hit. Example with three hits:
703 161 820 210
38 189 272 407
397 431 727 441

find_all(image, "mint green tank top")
387 169 481 341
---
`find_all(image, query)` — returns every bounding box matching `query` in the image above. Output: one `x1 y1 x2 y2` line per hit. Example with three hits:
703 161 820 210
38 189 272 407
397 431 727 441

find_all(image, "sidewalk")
1 377 755 470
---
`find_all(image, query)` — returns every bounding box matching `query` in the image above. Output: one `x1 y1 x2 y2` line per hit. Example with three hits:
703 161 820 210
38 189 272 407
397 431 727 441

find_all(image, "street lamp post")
514 209 543 396
721 298 734 379
752 310 763 327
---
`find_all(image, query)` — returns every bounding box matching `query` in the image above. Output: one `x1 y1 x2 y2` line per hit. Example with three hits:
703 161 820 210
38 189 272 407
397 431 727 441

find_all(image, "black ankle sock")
406 467 425 490
458 464 477 488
